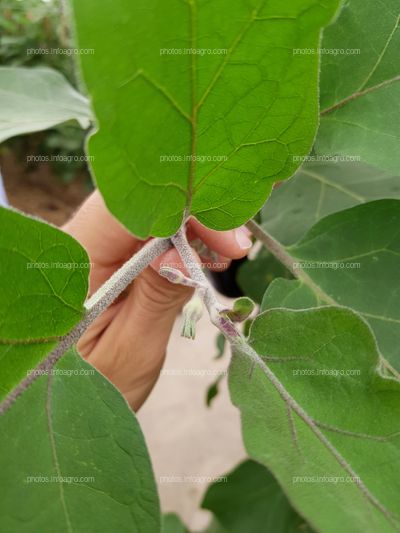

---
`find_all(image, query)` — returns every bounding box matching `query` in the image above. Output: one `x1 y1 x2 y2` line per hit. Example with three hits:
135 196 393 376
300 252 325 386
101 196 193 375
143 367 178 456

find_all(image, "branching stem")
171 226 395 525
246 218 400 379
245 219 336 304
172 228 242 343
0 237 172 416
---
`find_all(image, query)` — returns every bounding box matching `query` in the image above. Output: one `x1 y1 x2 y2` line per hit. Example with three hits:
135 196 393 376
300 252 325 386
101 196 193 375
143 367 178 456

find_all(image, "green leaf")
0 67 92 143
315 0 400 173
260 161 400 246
287 199 400 371
261 278 319 311
0 349 161 532
202 460 312 533
229 307 400 532
223 297 255 323
237 248 292 303
69 0 340 238
0 207 90 400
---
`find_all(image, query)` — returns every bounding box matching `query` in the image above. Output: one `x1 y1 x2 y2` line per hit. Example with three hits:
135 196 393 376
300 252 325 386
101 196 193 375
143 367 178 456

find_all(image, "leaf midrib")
46 373 73 532
185 0 267 212
320 75 400 116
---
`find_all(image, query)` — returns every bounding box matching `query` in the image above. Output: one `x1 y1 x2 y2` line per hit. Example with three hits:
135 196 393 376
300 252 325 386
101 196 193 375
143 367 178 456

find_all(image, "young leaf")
316 0 400 173
202 460 312 533
245 200 400 371
69 0 340 238
0 207 90 400
260 161 400 246
0 67 92 143
222 297 255 323
0 349 161 532
261 278 319 312
229 307 400 532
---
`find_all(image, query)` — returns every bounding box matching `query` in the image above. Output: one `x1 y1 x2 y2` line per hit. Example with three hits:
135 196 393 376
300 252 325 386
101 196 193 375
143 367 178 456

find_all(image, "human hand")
63 191 252 410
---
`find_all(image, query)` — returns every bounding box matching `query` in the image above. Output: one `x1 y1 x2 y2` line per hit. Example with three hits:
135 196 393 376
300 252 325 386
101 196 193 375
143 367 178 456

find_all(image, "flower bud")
181 295 204 340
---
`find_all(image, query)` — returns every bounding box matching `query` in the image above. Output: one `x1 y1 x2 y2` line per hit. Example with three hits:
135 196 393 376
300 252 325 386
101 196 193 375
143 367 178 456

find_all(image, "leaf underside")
261 161 400 246
70 0 340 238
0 349 161 532
229 305 400 532
0 67 92 143
0 207 90 401
287 199 400 370
316 0 400 174
202 459 311 533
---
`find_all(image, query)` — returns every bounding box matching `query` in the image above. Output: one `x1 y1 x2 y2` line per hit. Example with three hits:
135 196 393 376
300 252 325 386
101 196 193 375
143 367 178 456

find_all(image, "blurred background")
0 0 92 224
0 2 245 529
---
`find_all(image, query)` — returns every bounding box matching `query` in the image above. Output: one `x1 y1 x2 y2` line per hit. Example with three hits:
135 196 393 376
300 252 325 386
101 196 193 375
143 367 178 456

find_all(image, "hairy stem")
172 228 242 342
246 219 400 380
0 237 172 416
171 226 395 524
245 219 335 305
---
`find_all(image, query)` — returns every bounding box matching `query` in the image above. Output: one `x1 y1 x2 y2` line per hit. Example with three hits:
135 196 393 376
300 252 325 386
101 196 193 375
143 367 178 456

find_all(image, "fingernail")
234 227 252 250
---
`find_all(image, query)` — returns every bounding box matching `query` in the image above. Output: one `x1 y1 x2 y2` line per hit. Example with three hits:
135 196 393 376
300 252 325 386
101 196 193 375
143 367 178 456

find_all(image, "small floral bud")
181 295 204 340
159 267 208 291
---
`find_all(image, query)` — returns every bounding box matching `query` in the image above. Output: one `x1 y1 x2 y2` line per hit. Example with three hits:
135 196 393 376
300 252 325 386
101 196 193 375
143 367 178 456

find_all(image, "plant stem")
246 219 400 380
171 229 242 342
0 237 172 416
245 219 336 305
170 227 394 523
245 219 298 277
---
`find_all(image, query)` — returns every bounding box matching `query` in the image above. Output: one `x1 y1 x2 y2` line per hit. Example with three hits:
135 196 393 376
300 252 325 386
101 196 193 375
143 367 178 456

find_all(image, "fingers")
64 191 252 294
63 190 141 268
188 217 252 260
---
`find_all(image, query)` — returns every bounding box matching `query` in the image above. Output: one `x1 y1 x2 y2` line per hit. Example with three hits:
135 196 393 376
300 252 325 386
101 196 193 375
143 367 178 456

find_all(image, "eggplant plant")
1 0 400 531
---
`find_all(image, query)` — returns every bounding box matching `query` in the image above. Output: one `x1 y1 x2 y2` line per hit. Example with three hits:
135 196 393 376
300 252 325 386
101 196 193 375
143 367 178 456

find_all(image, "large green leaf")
202 459 311 533
69 0 340 238
287 200 400 370
0 207 90 400
0 349 161 532
315 0 400 173
229 306 400 532
0 67 92 143
261 161 400 246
